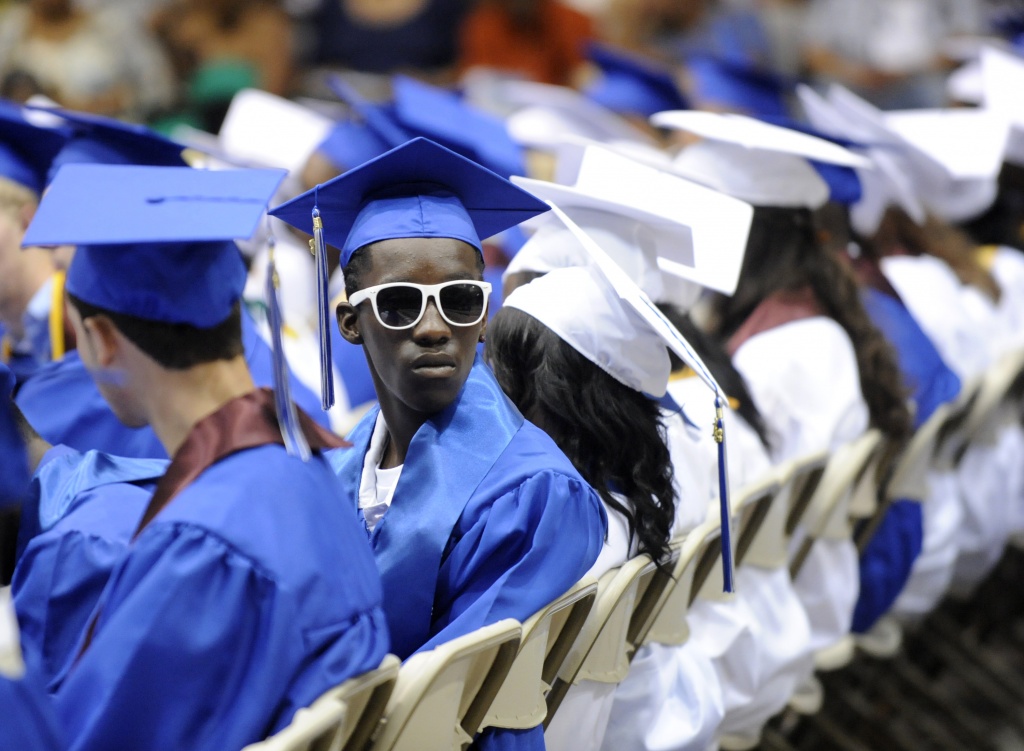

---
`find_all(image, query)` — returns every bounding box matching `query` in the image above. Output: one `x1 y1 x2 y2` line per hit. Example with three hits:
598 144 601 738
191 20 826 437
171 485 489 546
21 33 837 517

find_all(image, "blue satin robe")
853 287 961 633
4 444 389 751
15 310 327 459
0 671 62 751
13 446 166 685
328 357 606 750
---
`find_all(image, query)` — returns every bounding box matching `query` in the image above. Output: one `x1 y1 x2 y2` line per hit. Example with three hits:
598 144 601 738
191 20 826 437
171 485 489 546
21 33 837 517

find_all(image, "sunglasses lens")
375 286 423 328
440 283 486 324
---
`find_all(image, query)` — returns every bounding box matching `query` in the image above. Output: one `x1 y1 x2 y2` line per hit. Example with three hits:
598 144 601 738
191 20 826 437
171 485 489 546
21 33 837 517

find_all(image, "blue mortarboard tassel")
714 394 735 592
264 233 311 461
310 194 335 411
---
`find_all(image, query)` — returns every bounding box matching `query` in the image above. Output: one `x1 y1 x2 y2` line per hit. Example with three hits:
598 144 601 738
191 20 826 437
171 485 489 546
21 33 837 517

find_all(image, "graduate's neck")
144 355 256 458
375 394 432 469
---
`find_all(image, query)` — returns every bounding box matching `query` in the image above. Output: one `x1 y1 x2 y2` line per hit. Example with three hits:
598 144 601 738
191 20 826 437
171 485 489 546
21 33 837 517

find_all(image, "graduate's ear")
336 301 363 345
79 314 121 369
478 311 487 344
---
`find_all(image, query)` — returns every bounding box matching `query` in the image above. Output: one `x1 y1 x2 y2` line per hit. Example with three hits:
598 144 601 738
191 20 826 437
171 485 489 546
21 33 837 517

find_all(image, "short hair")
67 293 244 370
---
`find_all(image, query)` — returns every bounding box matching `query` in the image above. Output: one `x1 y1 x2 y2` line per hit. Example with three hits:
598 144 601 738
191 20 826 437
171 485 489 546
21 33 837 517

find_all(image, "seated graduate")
9 400 165 686
656 113 913 659
489 254 725 751
494 144 759 751
0 103 67 385
0 361 63 751
270 138 607 748
15 106 327 460
12 163 389 751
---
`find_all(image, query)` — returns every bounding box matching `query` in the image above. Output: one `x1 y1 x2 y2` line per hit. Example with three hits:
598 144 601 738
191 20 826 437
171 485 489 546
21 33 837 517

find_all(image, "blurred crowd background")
0 0 1022 133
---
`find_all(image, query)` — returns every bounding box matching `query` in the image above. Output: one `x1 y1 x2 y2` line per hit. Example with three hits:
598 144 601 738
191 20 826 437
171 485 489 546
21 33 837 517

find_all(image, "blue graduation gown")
0 670 62 751
13 446 166 686
329 357 605 751
46 443 388 751
852 288 962 633
329 356 606 660
15 310 328 459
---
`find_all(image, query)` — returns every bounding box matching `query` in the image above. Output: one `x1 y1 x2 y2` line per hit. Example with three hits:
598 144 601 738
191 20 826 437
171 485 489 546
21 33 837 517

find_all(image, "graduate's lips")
411 353 458 377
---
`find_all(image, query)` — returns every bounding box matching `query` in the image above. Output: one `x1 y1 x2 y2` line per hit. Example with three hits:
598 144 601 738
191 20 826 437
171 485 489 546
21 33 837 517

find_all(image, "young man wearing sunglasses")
272 140 606 736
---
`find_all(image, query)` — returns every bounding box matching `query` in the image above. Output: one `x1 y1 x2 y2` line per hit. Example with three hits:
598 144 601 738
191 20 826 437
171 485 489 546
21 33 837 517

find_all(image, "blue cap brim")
686 55 791 118
586 43 690 116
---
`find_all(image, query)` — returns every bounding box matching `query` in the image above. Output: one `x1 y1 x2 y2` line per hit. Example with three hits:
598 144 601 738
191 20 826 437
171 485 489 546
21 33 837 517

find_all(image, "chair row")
245 345 1024 751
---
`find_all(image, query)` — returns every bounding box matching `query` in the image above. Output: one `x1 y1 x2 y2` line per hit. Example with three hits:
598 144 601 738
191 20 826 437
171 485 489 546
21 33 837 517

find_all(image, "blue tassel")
311 198 335 411
265 234 311 461
715 395 735 593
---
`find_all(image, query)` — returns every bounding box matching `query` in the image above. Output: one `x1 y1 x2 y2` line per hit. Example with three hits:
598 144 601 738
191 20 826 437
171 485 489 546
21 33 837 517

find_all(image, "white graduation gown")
733 317 868 655
546 407 721 751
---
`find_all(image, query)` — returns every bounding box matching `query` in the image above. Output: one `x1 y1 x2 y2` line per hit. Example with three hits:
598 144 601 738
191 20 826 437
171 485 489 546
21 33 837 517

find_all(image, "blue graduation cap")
270 137 549 266
269 137 548 410
34 106 189 184
24 164 286 327
759 115 864 205
584 43 690 118
328 75 410 150
389 75 526 178
316 119 395 173
685 54 792 119
0 101 67 194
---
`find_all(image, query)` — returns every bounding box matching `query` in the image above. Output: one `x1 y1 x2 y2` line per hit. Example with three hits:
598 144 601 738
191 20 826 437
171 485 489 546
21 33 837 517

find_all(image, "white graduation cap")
507 200 736 590
494 79 657 149
218 89 334 175
826 84 1002 223
510 142 753 296
797 84 926 235
979 45 1024 165
651 110 868 209
882 107 1008 222
947 60 984 105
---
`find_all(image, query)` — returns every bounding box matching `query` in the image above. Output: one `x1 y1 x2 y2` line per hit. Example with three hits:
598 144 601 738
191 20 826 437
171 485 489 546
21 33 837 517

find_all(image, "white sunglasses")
348 280 492 331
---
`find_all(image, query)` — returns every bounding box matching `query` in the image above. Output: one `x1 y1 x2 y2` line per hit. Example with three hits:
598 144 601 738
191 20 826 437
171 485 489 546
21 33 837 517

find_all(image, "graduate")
15 106 328 459
490 236 726 751
498 143 754 751
654 111 912 667
270 137 607 750
10 403 166 686
10 163 389 751
0 363 64 751
0 103 67 384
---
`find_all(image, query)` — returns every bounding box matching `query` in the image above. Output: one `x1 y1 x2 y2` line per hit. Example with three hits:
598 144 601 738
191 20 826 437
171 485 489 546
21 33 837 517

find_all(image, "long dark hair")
713 206 912 443
657 303 772 450
486 307 676 564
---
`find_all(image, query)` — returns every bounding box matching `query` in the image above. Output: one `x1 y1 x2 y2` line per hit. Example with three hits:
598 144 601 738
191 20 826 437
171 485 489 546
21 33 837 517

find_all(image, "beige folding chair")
636 521 722 650
962 347 1024 442
369 619 521 751
309 655 401 751
733 472 784 568
782 451 831 541
241 700 346 751
789 430 884 579
543 556 657 725
479 578 598 732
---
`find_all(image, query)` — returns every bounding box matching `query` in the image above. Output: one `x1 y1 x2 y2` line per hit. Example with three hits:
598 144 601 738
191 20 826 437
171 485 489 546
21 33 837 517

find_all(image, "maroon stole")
77 388 348 659
726 286 825 358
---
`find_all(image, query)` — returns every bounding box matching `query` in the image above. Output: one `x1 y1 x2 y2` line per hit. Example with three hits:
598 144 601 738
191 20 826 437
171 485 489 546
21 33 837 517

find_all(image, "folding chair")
642 521 723 648
479 578 598 731
733 471 785 569
241 700 346 751
790 431 884 580
543 556 657 725
312 655 400 751
369 619 522 751
782 451 831 541
962 347 1024 442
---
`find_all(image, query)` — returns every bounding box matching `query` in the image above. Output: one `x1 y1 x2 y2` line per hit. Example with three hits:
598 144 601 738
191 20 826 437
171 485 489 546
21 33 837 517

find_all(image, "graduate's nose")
412 297 451 344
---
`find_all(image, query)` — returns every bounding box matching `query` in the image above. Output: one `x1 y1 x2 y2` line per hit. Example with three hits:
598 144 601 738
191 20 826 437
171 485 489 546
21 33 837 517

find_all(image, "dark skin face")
336 237 486 468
